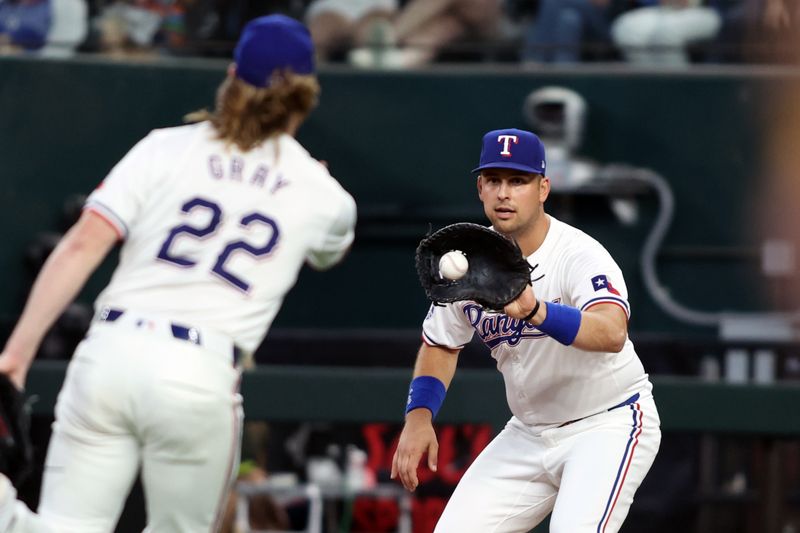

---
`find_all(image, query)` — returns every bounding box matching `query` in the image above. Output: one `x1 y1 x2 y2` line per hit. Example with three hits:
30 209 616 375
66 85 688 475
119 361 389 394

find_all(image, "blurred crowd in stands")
0 0 798 66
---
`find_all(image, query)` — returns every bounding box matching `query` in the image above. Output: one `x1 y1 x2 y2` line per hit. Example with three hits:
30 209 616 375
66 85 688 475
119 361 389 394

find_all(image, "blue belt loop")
99 308 123 322
171 324 201 346
608 392 640 411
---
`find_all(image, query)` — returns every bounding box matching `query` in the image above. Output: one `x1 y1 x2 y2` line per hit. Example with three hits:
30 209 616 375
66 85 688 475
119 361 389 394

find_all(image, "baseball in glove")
415 222 533 310
0 374 34 486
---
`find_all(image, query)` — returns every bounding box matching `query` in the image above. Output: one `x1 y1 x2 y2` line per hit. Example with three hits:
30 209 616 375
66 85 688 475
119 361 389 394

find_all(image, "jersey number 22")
157 197 279 293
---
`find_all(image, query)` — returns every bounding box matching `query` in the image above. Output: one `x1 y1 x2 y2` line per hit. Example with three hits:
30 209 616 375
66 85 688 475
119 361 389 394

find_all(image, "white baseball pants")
435 395 661 533
8 319 243 533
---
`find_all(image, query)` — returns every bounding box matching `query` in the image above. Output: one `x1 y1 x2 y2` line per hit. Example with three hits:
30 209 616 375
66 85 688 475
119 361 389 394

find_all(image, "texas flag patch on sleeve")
591 274 621 296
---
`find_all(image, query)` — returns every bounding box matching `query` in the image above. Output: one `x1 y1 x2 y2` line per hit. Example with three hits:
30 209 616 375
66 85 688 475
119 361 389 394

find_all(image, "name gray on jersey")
208 155 290 194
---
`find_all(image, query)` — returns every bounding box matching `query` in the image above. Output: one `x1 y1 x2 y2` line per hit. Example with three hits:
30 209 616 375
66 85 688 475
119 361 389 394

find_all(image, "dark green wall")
0 57 775 335
26 361 800 435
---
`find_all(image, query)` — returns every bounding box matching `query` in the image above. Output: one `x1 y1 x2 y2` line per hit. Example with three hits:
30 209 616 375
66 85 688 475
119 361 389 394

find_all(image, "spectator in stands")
39 0 87 56
306 0 399 62
342 0 508 68
611 0 722 66
522 0 619 63
0 0 50 52
93 0 187 57
710 0 800 63
754 0 800 62
175 0 308 58
702 0 746 62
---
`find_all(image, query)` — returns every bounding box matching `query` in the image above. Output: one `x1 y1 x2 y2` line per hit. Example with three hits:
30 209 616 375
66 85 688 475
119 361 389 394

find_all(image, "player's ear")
227 64 237 78
539 175 550 203
476 175 484 200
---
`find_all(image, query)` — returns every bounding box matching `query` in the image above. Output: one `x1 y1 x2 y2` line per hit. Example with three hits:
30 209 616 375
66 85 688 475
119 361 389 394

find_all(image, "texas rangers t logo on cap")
472 128 546 175
497 134 518 157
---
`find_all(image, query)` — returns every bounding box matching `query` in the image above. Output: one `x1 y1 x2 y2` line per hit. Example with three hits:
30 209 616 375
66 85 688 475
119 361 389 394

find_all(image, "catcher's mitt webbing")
0 375 34 486
415 223 532 310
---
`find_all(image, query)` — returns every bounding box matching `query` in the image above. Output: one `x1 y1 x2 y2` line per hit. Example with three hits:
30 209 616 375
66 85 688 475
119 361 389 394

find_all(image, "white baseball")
439 250 469 280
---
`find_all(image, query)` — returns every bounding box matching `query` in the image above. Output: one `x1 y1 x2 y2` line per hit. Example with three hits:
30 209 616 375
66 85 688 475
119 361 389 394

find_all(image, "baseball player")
392 128 661 532
0 14 356 533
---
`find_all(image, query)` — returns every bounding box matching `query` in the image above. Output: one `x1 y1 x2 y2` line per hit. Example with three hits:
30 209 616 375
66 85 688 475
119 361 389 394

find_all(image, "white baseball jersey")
422 215 651 426
85 121 356 352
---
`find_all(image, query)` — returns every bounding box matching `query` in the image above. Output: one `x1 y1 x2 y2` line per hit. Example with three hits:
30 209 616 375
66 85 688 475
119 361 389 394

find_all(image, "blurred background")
3 0 800 531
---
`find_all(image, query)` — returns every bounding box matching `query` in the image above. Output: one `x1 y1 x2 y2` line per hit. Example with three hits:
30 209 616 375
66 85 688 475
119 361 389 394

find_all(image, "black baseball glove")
0 374 34 486
415 222 533 310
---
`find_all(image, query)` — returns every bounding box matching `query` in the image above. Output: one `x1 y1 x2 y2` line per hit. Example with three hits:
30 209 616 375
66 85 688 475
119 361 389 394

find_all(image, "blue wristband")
405 376 447 418
537 302 582 345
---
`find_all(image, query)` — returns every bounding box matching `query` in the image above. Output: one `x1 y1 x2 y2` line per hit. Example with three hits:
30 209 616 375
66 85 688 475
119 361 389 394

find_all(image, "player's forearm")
403 343 459 420
3 218 115 365
413 343 459 389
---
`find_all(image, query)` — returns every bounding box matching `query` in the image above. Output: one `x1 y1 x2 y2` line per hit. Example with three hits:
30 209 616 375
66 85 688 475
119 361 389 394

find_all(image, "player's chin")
489 215 518 234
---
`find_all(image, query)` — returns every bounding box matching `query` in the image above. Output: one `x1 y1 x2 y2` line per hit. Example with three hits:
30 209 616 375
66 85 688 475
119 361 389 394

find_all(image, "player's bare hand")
391 409 438 492
503 285 539 322
0 352 29 390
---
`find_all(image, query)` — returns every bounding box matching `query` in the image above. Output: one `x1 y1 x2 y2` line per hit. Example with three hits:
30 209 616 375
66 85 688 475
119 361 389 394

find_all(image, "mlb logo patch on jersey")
591 274 620 296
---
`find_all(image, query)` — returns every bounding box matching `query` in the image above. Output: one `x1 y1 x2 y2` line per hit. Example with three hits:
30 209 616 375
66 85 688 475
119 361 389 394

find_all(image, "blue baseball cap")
234 15 315 88
471 128 547 174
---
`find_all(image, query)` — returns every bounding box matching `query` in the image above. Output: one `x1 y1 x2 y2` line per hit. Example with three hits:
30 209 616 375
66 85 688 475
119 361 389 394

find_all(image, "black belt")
97 308 243 365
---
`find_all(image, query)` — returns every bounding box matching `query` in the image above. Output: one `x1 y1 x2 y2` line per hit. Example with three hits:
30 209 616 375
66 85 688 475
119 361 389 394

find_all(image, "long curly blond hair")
186 71 320 151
